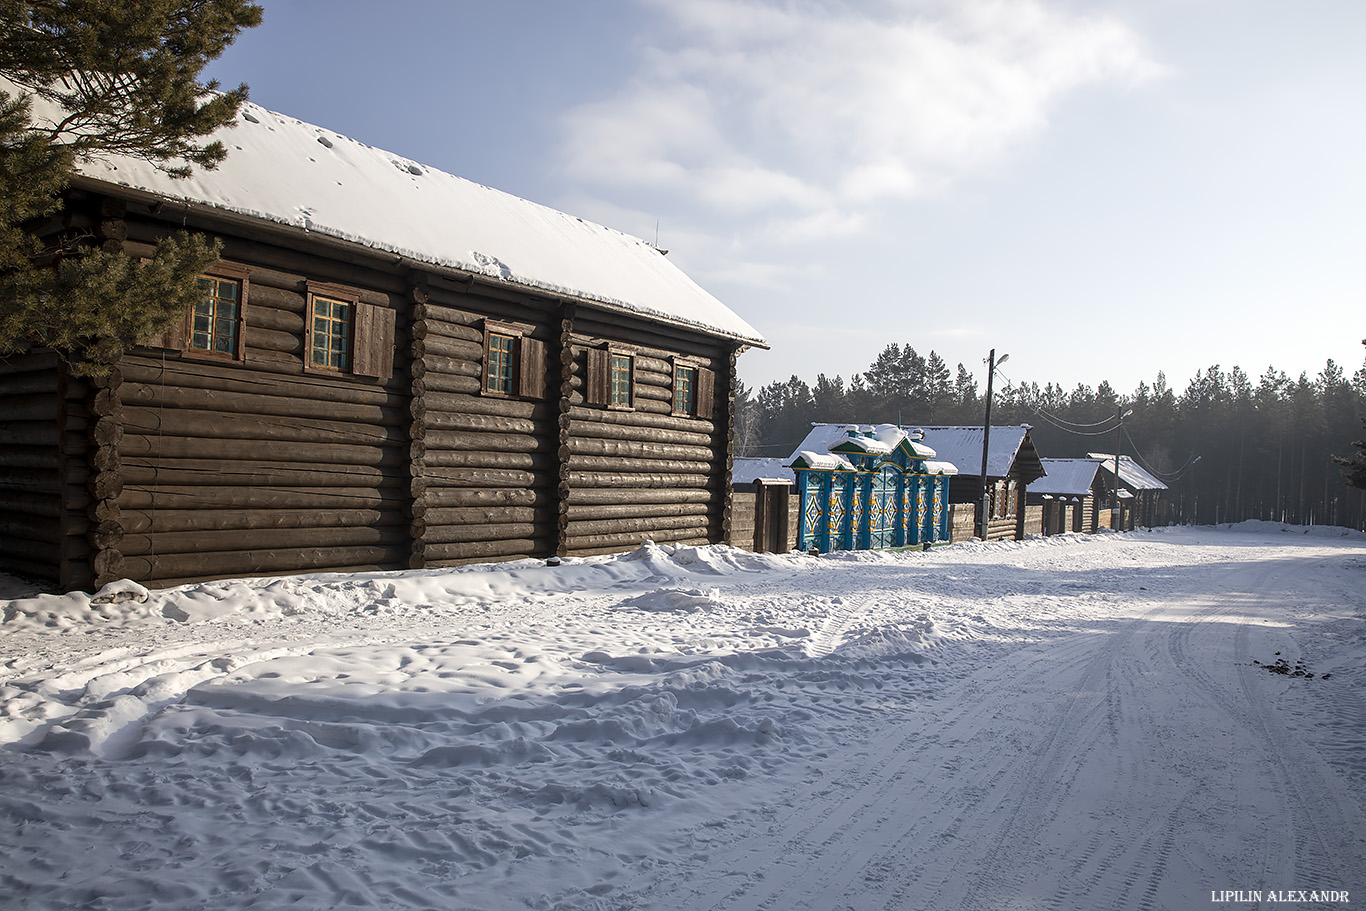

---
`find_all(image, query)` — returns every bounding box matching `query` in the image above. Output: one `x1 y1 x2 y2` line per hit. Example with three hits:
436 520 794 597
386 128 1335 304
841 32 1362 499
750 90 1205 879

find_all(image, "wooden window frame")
990 479 1017 519
482 320 521 397
155 261 249 363
586 344 636 410
670 357 716 419
608 349 634 410
305 281 360 375
480 319 547 399
669 360 693 417
672 359 697 417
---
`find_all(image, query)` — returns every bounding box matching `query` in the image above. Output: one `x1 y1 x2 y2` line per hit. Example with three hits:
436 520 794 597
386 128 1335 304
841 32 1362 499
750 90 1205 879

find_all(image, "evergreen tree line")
737 343 1366 530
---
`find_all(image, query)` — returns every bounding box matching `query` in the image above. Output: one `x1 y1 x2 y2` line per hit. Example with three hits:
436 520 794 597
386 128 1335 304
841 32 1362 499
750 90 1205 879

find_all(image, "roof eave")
71 174 771 350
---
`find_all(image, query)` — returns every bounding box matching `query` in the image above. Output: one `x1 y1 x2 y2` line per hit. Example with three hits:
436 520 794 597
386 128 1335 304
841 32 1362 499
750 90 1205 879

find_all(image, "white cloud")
560 0 1163 243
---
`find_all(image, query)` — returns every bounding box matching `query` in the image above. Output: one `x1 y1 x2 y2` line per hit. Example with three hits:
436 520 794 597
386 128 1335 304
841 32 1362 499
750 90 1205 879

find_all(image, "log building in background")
914 425 1046 542
1 99 766 591
1026 457 1106 535
1088 453 1170 530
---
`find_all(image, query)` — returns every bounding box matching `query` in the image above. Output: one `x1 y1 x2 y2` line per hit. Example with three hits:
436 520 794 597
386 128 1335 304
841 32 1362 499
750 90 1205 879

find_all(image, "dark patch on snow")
1251 652 1328 679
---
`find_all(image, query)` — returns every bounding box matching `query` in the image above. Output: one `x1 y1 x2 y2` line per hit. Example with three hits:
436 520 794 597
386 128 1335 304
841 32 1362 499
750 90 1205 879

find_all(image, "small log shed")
1 93 767 591
1026 458 1106 534
730 458 797 554
1088 453 1169 530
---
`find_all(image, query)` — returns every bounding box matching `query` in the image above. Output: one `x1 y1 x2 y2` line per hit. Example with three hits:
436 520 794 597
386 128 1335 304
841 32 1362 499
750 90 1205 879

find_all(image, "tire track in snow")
655 622 1123 911
946 603 1174 911
1165 554 1366 895
805 596 862 658
647 539 1366 911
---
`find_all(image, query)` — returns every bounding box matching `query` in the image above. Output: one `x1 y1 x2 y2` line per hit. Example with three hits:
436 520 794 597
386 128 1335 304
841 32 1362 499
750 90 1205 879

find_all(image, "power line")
1029 409 1122 437
1120 426 1201 482
994 369 1123 432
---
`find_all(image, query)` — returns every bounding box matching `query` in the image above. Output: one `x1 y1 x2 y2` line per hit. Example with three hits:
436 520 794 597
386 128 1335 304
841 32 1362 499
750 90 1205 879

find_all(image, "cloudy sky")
204 0 1365 398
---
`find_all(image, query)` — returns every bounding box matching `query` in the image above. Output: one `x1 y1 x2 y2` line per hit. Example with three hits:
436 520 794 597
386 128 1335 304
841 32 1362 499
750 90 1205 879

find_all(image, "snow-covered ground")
2 524 1363 910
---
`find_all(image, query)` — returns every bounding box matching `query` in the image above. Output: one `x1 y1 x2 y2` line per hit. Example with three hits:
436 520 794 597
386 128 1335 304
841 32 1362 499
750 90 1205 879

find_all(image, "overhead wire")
995 368 1202 482
993 368 1122 435
1121 426 1202 482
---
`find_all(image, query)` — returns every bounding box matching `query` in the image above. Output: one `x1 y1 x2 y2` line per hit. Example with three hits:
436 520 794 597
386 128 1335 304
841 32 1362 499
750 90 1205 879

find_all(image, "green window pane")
190 276 240 355
487 334 514 393
310 296 352 370
674 367 694 413
610 355 632 405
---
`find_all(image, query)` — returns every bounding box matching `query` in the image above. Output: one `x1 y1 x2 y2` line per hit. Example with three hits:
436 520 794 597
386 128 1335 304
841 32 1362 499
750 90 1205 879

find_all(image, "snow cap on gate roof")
823 423 938 459
788 423 955 473
790 451 854 471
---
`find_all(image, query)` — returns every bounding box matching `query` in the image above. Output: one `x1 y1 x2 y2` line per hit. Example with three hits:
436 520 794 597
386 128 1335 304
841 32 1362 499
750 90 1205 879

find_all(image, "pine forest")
738 343 1366 531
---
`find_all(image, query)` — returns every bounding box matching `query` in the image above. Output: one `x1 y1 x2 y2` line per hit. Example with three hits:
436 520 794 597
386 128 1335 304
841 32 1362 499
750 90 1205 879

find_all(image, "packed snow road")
1 524 1363 910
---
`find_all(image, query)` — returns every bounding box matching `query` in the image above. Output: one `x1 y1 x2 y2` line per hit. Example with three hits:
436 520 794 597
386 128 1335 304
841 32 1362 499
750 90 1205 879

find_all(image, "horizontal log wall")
413 288 558 567
947 503 977 544
1079 497 1096 532
113 227 412 586
0 353 85 587
11 194 745 587
563 312 728 555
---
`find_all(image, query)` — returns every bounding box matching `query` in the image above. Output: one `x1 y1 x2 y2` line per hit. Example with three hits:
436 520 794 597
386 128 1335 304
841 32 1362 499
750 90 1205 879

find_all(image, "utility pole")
979 350 1007 540
1113 407 1132 529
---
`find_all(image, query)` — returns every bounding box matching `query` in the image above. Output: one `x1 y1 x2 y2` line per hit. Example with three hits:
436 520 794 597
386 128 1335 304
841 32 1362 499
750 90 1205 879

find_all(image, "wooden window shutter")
353 302 396 379
520 336 547 398
154 310 189 351
696 366 715 417
586 347 609 405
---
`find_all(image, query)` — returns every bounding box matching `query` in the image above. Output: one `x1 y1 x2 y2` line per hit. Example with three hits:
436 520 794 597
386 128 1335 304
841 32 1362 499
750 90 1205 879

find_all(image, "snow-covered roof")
790 451 855 472
1088 454 1168 491
732 458 795 485
789 424 934 459
911 426 1043 480
29 83 765 347
1029 458 1106 497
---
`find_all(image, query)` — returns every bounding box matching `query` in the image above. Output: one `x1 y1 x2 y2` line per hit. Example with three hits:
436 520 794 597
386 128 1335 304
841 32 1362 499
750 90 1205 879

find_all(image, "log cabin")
1087 453 1169 530
913 425 1046 541
1026 458 1106 535
1 96 767 591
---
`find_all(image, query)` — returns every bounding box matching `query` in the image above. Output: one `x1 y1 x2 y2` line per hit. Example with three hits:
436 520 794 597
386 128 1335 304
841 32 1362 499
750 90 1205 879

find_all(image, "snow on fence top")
59 94 766 347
